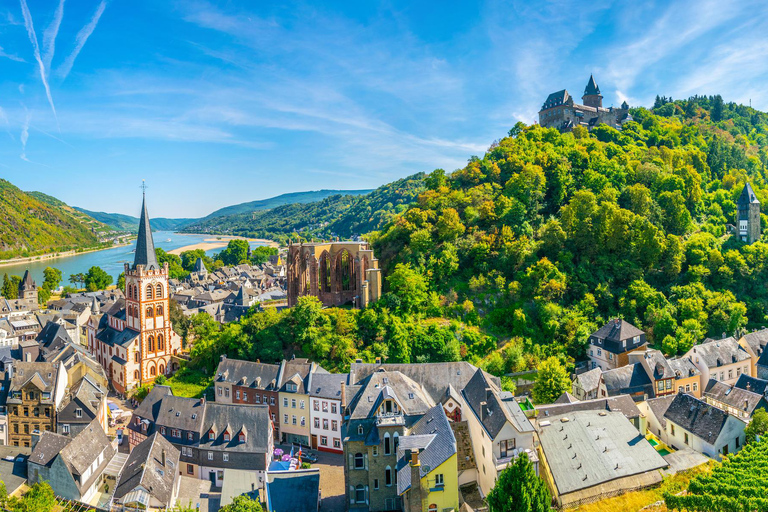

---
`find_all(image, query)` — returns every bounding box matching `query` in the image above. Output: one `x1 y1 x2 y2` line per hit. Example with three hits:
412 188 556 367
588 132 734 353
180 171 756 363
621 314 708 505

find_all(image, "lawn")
567 462 715 512
165 367 213 398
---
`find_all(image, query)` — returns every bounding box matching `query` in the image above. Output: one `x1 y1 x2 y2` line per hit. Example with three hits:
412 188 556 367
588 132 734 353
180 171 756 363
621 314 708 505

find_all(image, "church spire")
133 184 159 271
584 74 600 96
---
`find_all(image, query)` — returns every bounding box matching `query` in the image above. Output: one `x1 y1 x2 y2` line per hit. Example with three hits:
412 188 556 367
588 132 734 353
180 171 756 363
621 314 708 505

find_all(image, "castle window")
134 352 140 363
146 285 153 300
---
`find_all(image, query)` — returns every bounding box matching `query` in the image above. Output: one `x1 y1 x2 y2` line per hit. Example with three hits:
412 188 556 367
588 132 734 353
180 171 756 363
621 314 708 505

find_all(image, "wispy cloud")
19 0 58 125
56 0 107 80
42 0 65 73
19 111 30 162
0 45 24 62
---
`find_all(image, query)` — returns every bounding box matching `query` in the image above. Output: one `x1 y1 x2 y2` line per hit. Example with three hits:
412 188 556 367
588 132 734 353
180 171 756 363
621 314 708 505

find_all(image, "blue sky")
1 0 767 217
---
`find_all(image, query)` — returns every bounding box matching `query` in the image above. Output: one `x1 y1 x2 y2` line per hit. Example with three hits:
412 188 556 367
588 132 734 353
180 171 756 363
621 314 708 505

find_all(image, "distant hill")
74 209 195 233
0 181 112 260
76 189 373 233
179 174 425 242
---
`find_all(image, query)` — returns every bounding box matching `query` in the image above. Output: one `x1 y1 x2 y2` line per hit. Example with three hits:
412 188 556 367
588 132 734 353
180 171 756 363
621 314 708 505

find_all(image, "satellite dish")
423 465 431 473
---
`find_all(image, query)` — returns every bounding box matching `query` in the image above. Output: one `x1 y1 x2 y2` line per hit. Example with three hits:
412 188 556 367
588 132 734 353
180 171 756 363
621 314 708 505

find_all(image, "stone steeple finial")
133 184 159 271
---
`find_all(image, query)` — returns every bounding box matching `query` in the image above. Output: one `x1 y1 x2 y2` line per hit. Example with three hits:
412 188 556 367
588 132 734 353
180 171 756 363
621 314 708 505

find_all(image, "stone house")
587 319 647 371
538 75 631 132
738 328 768 377
628 349 676 397
7 361 67 447
668 357 702 397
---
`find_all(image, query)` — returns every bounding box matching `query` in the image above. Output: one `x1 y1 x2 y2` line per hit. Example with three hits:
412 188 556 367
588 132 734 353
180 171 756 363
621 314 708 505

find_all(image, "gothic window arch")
148 335 155 352
156 284 163 298
302 254 311 295
146 306 154 318
134 352 140 363
157 334 164 351
337 250 352 291
159 363 165 375
145 284 153 300
149 365 156 377
385 466 392 486
156 304 164 317
318 251 331 293
134 370 140 380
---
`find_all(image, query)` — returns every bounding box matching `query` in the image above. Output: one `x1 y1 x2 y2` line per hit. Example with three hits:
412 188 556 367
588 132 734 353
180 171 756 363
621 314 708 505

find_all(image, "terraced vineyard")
665 438 768 511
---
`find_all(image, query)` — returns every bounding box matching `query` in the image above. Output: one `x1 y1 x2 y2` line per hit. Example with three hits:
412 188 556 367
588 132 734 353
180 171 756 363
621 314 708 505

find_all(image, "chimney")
486 387 493 402
200 396 206 406
340 383 347 408
161 449 166 467
408 451 425 512
480 401 487 421
220 354 227 362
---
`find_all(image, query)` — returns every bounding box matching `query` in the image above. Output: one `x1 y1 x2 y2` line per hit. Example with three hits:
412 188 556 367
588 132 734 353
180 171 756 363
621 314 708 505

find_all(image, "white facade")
309 396 342 453
664 414 746 461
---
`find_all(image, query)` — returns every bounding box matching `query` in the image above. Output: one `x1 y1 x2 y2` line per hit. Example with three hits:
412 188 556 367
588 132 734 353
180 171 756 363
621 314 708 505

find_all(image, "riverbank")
168 235 279 255
0 242 133 269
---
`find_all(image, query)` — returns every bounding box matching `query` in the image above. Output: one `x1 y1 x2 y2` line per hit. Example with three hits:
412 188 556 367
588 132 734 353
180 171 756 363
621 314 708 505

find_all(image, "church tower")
737 182 761 244
18 270 37 301
123 190 175 384
582 74 603 109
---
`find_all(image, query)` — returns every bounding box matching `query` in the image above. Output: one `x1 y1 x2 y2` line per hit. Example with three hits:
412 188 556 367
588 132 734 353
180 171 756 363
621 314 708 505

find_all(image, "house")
602 363 653 401
668 357 702 397
397 405 459 512
734 374 768 397
128 386 273 488
639 394 676 442
663 393 746 460
56 376 108 437
756 344 768 380
703 379 768 420
114 432 181 510
686 337 752 387
587 319 647 371
628 349 676 397
7 361 67 447
215 356 281 440
536 410 667 508
461 368 536 499
571 368 606 401
27 419 115 503
0 445 31 495
535 394 644 432
278 358 327 446
309 372 347 453
738 328 768 377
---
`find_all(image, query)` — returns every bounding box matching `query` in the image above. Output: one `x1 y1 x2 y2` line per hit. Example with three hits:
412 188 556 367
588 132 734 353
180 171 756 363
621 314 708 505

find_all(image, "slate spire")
584 74 600 96
738 181 760 205
133 187 159 271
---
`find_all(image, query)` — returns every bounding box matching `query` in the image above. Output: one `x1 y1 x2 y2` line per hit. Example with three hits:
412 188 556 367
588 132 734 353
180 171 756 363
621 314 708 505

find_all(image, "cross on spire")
140 180 148 196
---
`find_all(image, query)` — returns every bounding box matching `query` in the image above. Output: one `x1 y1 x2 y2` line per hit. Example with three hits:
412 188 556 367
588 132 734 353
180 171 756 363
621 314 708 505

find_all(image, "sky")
1 0 768 218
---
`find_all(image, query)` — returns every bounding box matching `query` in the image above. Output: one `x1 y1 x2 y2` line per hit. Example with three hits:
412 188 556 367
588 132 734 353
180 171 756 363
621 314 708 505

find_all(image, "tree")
9 481 56 512
745 408 768 444
117 272 126 291
84 266 113 292
218 495 263 512
435 208 465 242
532 356 571 404
217 239 250 266
385 264 429 315
69 273 86 289
42 267 62 291
250 246 278 266
1 274 21 300
712 94 724 121
486 452 550 512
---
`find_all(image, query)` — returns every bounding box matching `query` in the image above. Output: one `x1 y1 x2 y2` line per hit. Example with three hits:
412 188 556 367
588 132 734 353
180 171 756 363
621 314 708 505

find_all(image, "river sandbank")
167 236 278 256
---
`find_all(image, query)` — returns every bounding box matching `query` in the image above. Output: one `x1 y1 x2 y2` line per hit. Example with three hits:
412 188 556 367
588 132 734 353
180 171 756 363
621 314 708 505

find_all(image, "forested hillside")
0 181 108 260
178 96 768 380
181 174 425 243
74 208 196 233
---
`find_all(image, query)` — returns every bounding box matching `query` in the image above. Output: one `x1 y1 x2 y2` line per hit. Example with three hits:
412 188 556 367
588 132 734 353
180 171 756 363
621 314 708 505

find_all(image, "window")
322 401 328 412
684 433 689 445
357 425 363 435
429 505 438 512
236 391 240 400
208 452 213 461
333 438 340 448
435 474 444 486
320 436 327 446
146 285 153 299
332 420 338 431
134 352 140 364
374 478 379 490
693 383 698 391
224 432 230 442
75 408 82 418
300 400 305 409
354 453 364 469
597 348 602 356
323 419 329 430
355 485 365 504
686 384 691 392
671 424 675 436
148 335 155 352
156 284 163 298
292 415 297 425
62 424 70 434
157 335 164 352
729 369 733 380
384 432 391 455
291 399 296 409
239 433 245 442
331 403 337 414
373 445 378 456
188 432 194 441
224 388 229 397
270 397 275 405
313 401 320 411
218 387 223 396
254 395 260 404
161 426 167 435
187 464 194 475
284 414 288 424
385 466 392 486
223 453 229 462
283 398 288 407
393 432 399 452
314 418 320 429
209 431 215 441
657 381 664 392
678 386 684 393
301 416 305 426
499 439 515 458
665 379 672 390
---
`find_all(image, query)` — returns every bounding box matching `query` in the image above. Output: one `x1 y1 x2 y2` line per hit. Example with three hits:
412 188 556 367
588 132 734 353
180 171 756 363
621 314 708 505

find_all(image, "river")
0 231 269 285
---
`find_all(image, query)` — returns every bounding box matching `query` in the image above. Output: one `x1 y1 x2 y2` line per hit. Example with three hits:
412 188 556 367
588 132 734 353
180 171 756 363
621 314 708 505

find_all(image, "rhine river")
0 231 269 286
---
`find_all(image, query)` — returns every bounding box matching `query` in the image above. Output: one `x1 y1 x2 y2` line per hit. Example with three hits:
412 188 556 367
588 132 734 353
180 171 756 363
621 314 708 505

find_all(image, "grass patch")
567 462 715 512
165 367 212 398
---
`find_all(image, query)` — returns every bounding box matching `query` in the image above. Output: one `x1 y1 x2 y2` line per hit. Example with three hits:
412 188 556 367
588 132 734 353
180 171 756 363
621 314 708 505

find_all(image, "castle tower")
18 270 37 301
582 74 603 109
123 191 174 384
737 182 761 244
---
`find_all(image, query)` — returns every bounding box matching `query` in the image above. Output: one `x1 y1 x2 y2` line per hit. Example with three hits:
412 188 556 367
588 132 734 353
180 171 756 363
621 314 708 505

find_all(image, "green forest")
179 174 425 244
175 95 768 383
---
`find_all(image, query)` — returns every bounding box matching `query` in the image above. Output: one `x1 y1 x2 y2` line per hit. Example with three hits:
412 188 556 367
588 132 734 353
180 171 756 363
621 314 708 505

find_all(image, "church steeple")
133 186 159 271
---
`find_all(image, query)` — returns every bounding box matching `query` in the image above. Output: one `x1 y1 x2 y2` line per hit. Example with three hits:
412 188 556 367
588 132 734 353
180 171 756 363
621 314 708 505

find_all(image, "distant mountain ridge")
76 189 373 233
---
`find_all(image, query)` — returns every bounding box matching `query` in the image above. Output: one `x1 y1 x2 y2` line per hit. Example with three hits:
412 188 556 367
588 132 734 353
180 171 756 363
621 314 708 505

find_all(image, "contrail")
57 0 106 80
42 0 66 73
20 112 30 162
19 0 58 127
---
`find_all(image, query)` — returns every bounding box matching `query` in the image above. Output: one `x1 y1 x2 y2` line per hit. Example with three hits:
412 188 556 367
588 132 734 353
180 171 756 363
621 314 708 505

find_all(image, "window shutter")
364 453 368 470
348 453 353 470
365 486 369 505
349 486 354 504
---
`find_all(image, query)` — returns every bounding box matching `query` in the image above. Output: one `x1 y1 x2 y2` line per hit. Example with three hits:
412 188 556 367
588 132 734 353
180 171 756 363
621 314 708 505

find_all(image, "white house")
308 373 347 453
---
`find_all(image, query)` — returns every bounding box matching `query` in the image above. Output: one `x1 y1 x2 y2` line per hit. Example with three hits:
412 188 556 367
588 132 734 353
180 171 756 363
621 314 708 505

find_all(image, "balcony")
493 447 538 470
375 412 405 427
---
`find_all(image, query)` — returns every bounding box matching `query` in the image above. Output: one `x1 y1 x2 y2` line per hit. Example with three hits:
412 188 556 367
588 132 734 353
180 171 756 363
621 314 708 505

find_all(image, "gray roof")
538 411 667 496
0 446 31 494
645 395 676 429
602 364 652 396
591 319 645 354
667 357 701 379
133 385 173 421
309 373 348 400
542 89 570 110
36 322 73 352
133 193 159 271
348 371 433 421
115 433 179 507
94 313 140 348
554 392 579 404
215 358 280 391
156 395 206 432
704 379 767 415
536 395 641 421
396 405 456 495
9 361 58 395
688 337 751 368
575 368 603 392
734 374 768 397
636 349 675 380
199 403 271 455
194 257 207 274
30 432 72 467
741 329 768 357
738 181 760 206
664 393 733 445
278 358 327 394
461 368 534 439
266 471 320 512
57 376 105 424
758 345 768 369
584 74 601 96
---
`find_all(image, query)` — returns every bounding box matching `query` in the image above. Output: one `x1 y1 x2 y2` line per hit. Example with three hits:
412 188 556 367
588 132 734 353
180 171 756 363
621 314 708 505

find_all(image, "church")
539 75 632 132
86 192 182 396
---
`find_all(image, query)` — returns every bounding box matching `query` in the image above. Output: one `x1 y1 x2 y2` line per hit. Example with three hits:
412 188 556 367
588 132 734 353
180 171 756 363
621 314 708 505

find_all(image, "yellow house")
739 329 768 377
668 357 702 398
399 406 459 512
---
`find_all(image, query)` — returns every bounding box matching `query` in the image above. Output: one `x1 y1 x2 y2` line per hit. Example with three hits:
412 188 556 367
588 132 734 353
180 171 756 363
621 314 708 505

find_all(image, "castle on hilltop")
539 75 632 132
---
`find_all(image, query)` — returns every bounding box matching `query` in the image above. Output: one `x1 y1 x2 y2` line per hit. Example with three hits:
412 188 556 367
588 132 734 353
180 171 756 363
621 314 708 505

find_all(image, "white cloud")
56 0 106 80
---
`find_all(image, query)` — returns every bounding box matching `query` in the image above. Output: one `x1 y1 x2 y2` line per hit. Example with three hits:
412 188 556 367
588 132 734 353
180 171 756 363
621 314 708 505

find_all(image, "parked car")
300 450 318 463
116 429 124 445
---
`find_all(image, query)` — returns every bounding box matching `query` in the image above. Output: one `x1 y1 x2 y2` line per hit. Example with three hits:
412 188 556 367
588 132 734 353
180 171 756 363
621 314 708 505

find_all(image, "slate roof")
602 363 652 397
636 349 675 380
396 405 457 495
554 392 579 404
688 337 751 368
536 394 641 421
133 193 160 271
758 347 768 370
575 368 603 392
704 379 767 415
278 358 327 394
266 471 320 512
741 328 768 357
57 376 105 424
542 89 570 110
215 358 280 391
94 314 140 348
199 403 271 455
9 361 58 396
734 374 768 397
538 411 667 496
61 421 114 491
156 395 206 433
645 395 676 429
309 372 348 400
664 393 732 445
30 432 72 467
590 319 645 354
461 368 534 440
115 433 179 507
667 357 701 379
738 182 760 206
348 371 433 421
132 385 173 424
584 74 601 96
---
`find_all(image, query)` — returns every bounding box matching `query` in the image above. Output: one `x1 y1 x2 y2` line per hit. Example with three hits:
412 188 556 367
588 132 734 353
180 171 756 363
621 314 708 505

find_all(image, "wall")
309 397 342 452
421 456 459 512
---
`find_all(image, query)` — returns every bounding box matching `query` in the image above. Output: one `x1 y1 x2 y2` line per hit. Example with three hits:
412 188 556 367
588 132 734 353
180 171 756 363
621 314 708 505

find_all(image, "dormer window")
357 425 363 435
224 432 230 442
209 431 215 441
75 409 82 418
239 433 245 442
